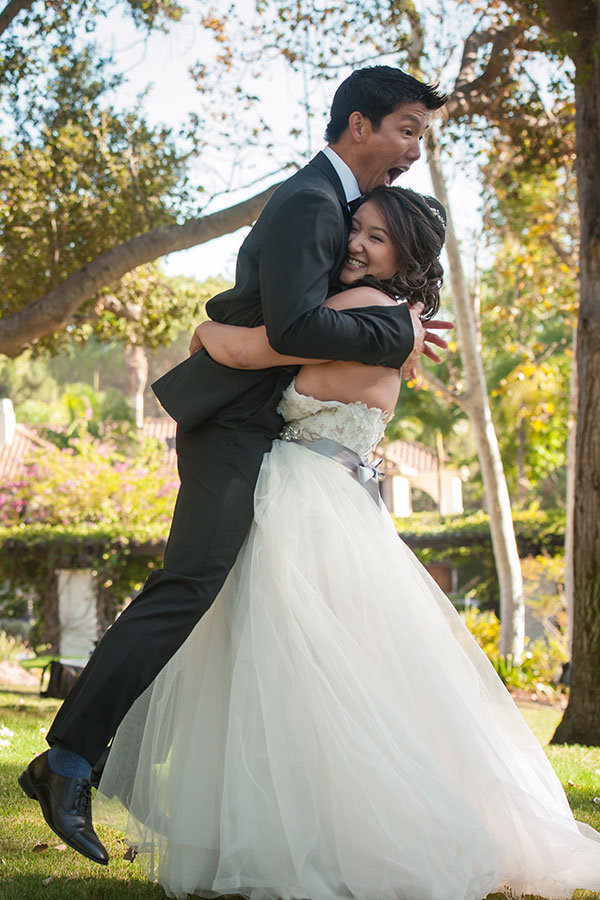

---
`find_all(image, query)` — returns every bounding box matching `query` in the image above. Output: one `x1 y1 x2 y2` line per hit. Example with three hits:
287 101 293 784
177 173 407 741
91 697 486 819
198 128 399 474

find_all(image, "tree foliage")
0 1 279 357
479 152 577 504
0 46 193 332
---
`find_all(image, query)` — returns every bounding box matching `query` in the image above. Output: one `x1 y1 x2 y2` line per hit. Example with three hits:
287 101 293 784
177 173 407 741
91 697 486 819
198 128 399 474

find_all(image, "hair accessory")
428 205 446 229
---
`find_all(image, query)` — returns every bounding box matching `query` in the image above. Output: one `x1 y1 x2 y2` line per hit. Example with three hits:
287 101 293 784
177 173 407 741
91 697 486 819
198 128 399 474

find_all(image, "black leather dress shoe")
18 751 109 865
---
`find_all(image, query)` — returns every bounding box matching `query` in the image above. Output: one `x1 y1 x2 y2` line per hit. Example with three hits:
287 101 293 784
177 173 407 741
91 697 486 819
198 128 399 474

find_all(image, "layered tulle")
97 440 600 900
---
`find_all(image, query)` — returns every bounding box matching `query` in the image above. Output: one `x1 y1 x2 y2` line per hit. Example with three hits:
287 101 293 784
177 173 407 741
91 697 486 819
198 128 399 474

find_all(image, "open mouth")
346 256 367 270
385 167 405 185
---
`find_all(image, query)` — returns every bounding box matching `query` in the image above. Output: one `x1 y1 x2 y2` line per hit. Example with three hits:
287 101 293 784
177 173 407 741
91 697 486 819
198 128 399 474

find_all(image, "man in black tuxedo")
19 66 448 864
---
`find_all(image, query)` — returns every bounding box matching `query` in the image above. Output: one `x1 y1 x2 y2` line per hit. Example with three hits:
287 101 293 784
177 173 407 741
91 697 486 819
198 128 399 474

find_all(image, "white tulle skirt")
96 440 600 900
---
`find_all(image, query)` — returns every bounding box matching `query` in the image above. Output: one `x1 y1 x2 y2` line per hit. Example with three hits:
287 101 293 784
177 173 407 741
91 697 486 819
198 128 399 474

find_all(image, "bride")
97 186 600 900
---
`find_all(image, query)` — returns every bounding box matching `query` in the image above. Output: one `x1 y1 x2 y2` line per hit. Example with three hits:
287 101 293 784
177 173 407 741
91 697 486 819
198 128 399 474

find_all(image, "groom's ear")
347 111 370 143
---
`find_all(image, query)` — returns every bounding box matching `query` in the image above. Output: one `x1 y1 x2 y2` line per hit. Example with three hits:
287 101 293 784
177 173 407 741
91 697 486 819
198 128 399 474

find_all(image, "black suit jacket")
153 152 415 430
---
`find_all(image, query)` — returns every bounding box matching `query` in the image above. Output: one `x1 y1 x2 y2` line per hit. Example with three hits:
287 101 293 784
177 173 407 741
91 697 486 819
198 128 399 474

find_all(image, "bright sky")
95 5 482 283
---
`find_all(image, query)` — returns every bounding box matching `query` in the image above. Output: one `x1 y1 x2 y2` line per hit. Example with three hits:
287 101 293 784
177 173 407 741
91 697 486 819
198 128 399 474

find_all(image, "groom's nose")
406 137 421 160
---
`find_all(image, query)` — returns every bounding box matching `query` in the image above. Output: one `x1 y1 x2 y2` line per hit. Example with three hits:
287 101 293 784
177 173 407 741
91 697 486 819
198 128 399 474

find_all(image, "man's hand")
189 324 204 356
402 302 454 381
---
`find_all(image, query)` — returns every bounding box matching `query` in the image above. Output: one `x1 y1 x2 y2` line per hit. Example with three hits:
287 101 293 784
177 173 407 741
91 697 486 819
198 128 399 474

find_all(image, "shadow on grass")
0 686 39 697
0 874 250 900
0 874 167 900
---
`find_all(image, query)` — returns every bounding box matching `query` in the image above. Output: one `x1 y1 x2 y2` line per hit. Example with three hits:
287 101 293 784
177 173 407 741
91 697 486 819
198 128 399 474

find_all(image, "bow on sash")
289 437 384 508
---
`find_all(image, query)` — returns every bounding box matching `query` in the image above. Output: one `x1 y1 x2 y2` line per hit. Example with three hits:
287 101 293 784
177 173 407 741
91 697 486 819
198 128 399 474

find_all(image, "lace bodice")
277 380 388 460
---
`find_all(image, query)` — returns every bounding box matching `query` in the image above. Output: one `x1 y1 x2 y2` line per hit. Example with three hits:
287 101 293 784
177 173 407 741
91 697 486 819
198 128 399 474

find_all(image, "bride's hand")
189 324 204 355
405 302 453 378
400 359 418 383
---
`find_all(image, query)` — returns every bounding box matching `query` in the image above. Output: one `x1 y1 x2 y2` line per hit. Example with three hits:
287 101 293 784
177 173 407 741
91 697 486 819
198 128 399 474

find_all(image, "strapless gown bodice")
277 379 387 459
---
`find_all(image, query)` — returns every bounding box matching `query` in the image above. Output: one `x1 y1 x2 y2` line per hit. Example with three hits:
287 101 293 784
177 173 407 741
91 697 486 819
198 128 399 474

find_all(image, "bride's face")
339 201 398 285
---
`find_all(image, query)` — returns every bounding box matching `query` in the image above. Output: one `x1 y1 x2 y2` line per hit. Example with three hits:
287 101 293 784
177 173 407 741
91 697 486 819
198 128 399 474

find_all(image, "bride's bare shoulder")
324 286 398 312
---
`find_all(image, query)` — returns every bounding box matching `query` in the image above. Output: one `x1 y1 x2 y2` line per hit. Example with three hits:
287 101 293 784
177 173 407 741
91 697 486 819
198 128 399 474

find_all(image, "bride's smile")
340 200 399 285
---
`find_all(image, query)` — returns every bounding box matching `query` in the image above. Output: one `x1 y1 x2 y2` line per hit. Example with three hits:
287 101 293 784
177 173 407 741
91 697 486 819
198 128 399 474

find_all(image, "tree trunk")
0 183 280 358
551 2 600 745
563 328 577 656
124 343 149 428
517 420 526 506
0 0 34 38
427 128 525 660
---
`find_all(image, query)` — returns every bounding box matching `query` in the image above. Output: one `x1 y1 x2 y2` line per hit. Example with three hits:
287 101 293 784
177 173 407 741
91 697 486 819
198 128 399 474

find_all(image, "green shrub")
460 605 567 691
0 424 178 643
395 510 566 609
0 629 28 664
0 430 177 530
0 523 166 646
459 606 500 658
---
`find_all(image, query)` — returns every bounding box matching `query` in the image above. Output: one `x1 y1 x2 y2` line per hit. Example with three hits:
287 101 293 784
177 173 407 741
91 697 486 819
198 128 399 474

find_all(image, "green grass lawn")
1 688 599 900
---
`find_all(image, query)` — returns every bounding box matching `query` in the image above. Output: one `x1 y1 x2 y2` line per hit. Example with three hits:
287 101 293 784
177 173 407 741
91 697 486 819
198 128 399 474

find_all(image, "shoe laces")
74 781 92 816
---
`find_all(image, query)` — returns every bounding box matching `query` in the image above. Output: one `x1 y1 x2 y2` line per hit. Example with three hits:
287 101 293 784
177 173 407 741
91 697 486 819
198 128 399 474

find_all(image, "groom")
19 66 448 863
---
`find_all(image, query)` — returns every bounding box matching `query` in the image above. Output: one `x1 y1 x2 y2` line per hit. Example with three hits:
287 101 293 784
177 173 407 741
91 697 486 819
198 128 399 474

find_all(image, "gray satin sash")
289 437 383 508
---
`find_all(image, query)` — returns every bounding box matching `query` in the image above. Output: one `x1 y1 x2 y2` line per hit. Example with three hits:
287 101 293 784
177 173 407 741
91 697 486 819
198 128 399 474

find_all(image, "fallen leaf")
567 778 575 786
123 846 138 862
53 843 67 851
33 843 48 852
43 876 53 884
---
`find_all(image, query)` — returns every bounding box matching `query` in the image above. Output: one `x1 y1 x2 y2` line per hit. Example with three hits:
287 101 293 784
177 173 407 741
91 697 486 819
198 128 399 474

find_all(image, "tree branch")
0 183 281 357
0 0 33 38
405 7 425 73
544 0 597 35
417 366 469 413
447 23 525 120
443 21 574 156
545 233 578 268
98 294 143 322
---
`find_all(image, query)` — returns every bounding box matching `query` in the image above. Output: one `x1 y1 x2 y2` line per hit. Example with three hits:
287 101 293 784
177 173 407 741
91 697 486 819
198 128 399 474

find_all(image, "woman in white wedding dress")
97 187 600 900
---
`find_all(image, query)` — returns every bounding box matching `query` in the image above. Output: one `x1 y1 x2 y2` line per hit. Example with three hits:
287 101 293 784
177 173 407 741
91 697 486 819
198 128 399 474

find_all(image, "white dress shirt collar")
321 146 361 205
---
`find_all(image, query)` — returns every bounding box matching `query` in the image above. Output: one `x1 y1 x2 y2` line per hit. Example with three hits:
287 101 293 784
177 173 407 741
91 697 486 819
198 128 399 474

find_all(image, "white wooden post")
391 475 413 517
56 569 97 665
0 398 16 445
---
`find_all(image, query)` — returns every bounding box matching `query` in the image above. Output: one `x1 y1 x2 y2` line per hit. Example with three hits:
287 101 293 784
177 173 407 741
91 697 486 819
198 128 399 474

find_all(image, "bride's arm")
194 321 330 369
193 287 394 369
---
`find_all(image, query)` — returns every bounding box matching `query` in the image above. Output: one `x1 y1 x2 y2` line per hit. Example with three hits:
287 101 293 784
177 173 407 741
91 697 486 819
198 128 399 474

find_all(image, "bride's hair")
347 186 446 320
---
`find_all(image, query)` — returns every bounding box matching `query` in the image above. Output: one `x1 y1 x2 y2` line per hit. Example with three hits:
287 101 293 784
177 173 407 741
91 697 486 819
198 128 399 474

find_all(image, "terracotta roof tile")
0 425 54 480
1 418 442 481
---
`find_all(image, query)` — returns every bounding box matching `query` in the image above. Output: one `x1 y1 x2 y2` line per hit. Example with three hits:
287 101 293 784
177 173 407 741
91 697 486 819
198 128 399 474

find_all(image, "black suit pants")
46 373 288 765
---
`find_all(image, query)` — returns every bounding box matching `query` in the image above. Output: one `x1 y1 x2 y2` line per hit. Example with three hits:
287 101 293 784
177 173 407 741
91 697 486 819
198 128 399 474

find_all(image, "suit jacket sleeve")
259 189 415 370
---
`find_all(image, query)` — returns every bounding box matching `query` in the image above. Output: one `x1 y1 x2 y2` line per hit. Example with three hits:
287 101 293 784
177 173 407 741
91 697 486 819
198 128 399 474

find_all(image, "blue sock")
47 743 92 780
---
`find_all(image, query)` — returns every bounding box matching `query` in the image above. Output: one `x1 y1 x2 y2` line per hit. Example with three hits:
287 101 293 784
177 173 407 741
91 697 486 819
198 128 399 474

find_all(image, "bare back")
294 287 404 417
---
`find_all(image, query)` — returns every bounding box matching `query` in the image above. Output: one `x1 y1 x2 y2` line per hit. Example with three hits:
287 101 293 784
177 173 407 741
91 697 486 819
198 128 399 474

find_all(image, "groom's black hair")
325 66 447 142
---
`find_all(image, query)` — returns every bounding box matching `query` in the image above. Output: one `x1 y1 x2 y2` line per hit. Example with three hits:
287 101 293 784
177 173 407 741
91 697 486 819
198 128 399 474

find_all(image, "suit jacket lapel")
309 152 352 223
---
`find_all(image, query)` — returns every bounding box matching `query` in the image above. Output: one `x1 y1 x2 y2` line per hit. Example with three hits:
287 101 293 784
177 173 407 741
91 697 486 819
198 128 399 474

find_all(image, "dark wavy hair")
343 186 447 320
325 66 447 143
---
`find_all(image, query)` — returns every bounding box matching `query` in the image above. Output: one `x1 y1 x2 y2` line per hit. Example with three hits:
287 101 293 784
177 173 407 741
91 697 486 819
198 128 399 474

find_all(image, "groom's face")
356 102 430 194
